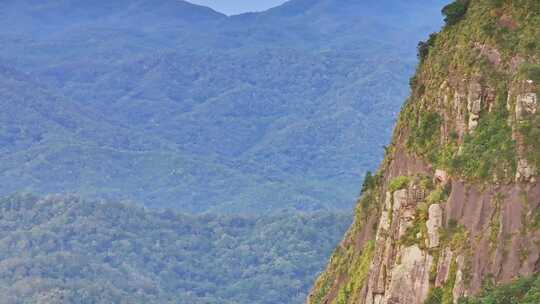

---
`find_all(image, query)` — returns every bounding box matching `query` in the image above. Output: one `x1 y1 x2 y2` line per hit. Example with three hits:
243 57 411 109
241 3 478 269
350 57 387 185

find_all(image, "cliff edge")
307 0 540 303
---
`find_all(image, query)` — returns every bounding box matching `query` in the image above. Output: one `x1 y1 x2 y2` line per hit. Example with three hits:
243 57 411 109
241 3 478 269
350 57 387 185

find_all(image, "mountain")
1 0 225 38
0 194 350 303
0 0 448 213
308 0 540 303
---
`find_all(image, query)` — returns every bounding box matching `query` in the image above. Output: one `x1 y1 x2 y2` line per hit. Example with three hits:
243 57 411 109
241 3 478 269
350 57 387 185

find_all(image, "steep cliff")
307 1 540 303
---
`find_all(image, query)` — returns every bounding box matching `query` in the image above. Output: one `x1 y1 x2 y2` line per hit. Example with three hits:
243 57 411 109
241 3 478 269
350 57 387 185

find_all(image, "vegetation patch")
440 220 469 251
518 112 540 171
442 259 459 304
520 64 540 83
311 173 382 304
425 287 444 304
407 111 441 162
457 273 540 304
311 273 334 304
442 0 470 26
401 185 447 248
388 176 410 193
359 171 382 212
334 241 376 304
449 93 516 181
489 194 503 253
418 33 439 62
534 209 540 230
426 186 449 205
401 211 428 248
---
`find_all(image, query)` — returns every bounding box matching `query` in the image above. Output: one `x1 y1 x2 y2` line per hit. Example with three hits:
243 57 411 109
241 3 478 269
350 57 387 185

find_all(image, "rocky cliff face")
307 1 540 303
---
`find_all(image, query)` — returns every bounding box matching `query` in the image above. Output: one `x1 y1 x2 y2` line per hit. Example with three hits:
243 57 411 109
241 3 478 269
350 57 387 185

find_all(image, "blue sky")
188 0 288 15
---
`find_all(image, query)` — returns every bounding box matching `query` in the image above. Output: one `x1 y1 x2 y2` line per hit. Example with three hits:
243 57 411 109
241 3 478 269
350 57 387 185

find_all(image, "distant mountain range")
0 0 449 213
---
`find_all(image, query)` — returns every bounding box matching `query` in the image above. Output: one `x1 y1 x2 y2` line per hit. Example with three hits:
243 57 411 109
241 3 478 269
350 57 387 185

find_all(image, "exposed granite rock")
453 92 469 139
467 81 483 131
394 189 414 239
516 92 538 121
514 92 538 182
435 247 454 287
452 255 466 303
376 212 391 241
393 189 408 213
426 204 443 248
434 169 449 186
384 245 433 304
409 184 427 203
517 158 536 182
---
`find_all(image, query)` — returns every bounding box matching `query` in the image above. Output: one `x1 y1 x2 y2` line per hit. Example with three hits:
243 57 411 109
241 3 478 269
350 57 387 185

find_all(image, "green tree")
442 0 470 26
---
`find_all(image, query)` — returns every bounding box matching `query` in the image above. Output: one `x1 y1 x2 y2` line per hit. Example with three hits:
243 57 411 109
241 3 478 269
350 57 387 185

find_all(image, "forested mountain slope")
0 194 350 303
0 0 448 213
308 0 540 303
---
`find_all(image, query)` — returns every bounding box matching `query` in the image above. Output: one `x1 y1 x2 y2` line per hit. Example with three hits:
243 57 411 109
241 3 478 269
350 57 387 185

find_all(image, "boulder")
434 169 449 186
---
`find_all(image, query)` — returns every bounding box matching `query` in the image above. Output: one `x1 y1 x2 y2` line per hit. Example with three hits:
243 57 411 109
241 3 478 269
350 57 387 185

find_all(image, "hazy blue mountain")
187 0 288 15
1 0 224 37
0 194 350 303
0 0 449 213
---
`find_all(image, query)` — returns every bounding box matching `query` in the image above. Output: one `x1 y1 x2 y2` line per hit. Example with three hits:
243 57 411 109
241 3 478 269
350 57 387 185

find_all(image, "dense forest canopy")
0 194 350 303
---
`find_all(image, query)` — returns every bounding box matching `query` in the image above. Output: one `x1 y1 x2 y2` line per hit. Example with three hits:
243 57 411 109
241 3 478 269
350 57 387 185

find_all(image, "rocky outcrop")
384 245 433 304
307 1 539 304
426 204 443 248
517 159 536 182
513 90 538 182
467 80 483 131
435 247 454 288
516 93 537 121
364 183 435 304
434 170 449 186
309 153 540 304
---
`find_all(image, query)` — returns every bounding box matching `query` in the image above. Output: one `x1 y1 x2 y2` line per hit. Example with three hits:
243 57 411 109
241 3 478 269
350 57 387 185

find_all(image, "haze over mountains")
188 0 287 15
0 0 449 213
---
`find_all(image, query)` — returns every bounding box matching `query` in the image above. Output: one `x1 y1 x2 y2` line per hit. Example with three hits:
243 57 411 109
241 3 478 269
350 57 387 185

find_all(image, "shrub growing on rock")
417 33 438 61
442 0 470 26
388 176 410 193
